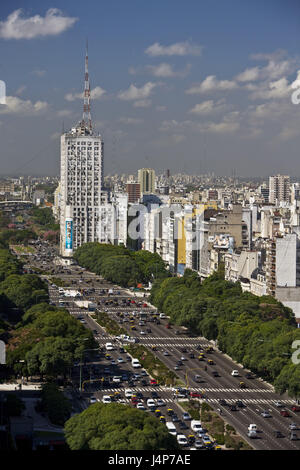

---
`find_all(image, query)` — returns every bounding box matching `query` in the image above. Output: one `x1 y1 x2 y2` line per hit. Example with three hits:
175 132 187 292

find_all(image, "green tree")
64 403 180 450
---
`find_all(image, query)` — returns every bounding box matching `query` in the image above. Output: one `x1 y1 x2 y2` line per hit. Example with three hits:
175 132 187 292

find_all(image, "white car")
191 420 203 432
289 423 298 430
231 370 239 377
177 434 188 446
275 401 284 407
89 396 97 404
140 331 146 335
136 403 146 410
125 389 133 398
117 358 124 363
102 395 112 404
105 342 114 351
147 399 156 408
112 376 122 383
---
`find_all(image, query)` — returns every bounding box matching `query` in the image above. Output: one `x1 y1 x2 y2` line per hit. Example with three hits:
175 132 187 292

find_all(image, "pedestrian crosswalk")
206 398 295 405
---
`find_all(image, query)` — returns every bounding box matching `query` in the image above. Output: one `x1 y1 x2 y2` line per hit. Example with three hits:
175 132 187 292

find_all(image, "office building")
138 168 155 194
60 46 104 258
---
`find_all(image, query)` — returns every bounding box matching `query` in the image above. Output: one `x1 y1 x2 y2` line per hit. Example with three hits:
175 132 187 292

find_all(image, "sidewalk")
0 383 42 391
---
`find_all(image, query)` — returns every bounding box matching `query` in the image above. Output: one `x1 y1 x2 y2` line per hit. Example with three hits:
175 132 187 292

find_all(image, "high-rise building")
138 168 155 194
126 182 141 203
60 45 104 258
269 175 290 205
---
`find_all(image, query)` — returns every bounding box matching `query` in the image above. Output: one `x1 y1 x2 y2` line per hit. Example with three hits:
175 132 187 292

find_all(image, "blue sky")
0 1 300 177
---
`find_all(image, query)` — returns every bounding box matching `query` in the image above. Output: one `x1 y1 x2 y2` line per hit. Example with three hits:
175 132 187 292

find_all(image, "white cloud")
145 41 202 57
0 8 77 40
133 99 152 108
146 63 191 78
186 75 238 94
65 86 106 101
57 109 73 117
119 117 143 125
0 95 48 114
249 77 291 100
117 82 156 101
160 112 240 135
236 67 260 82
188 100 226 115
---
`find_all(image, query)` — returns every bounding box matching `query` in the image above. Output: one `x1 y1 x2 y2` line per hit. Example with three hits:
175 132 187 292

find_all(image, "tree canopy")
64 403 180 450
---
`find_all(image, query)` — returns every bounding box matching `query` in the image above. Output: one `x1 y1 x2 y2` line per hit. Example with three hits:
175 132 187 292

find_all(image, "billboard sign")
65 219 73 250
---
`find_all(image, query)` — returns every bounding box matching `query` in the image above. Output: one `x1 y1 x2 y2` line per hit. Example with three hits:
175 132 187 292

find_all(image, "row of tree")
74 242 169 287
150 267 300 397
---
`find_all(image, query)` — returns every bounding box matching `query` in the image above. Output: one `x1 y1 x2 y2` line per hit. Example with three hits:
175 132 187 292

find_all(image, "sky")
0 0 300 177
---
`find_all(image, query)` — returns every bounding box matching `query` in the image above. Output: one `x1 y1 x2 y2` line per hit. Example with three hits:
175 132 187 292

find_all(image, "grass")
49 277 66 287
10 244 35 254
125 344 177 386
200 403 252 450
95 311 127 336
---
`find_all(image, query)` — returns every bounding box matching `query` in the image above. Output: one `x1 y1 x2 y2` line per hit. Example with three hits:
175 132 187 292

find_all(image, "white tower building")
60 44 104 257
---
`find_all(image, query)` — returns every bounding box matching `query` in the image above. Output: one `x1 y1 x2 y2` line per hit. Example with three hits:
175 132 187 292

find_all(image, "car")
156 399 165 407
181 356 187 361
289 423 298 430
187 434 195 445
171 414 179 423
236 400 245 408
155 409 161 417
261 410 271 418
117 357 124 363
102 395 112 404
150 379 158 386
202 436 212 446
159 416 166 424
174 365 180 370
194 375 202 383
189 353 195 359
191 420 203 432
207 359 214 365
177 434 188 447
194 439 205 449
274 430 284 438
245 372 254 379
179 421 188 430
140 370 148 376
124 389 133 398
239 382 246 389
146 399 156 409
140 331 146 335
291 405 300 412
280 410 290 417
275 401 284 407
177 360 183 366
182 412 191 421
231 370 239 377
230 405 237 411
212 370 219 377
89 396 97 404
190 391 202 398
110 360 116 366
112 376 122 383
151 391 159 399
219 399 228 406
163 351 170 356
290 432 298 441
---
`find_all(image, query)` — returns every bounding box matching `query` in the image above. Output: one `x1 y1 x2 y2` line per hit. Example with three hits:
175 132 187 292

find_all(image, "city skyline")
0 1 300 177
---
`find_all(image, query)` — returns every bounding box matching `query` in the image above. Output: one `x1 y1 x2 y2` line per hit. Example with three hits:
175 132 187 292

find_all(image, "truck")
166 422 177 436
247 424 257 438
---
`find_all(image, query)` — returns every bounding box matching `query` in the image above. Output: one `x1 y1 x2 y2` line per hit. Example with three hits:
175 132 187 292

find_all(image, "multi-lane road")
24 243 300 450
